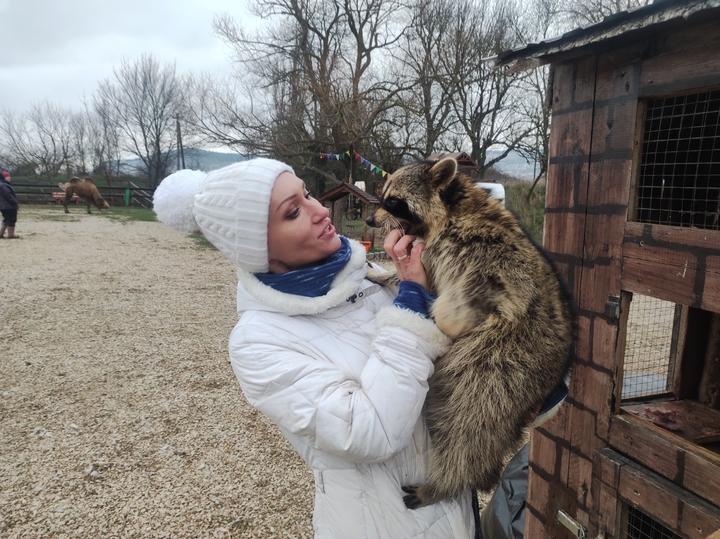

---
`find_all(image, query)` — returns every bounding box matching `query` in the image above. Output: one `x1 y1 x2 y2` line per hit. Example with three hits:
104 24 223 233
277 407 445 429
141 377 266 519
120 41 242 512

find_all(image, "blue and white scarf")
255 236 352 297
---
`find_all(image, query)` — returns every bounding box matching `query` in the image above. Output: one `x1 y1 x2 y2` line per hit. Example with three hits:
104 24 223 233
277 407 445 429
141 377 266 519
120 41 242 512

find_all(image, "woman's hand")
384 229 429 290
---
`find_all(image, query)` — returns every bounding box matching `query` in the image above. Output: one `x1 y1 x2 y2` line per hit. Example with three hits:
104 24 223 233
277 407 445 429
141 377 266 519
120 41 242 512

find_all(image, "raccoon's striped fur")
367 157 574 508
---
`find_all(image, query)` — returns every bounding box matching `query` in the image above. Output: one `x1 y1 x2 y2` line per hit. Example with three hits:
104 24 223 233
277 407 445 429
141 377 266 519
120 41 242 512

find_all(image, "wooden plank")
594 448 720 539
616 457 720 539
625 222 720 251
621 256 702 308
567 452 594 512
545 160 586 210
680 505 720 539
572 362 612 423
526 461 552 536
587 159 633 207
595 482 622 539
592 450 624 537
703 264 720 314
549 104 594 159
617 465 680 531
577 258 620 313
550 61 580 113
544 212 586 259
622 400 720 446
621 208 718 309
622 242 700 273
640 21 720 97
583 213 626 263
569 405 606 460
699 313 720 409
530 428 559 478
574 56 598 105
609 413 720 507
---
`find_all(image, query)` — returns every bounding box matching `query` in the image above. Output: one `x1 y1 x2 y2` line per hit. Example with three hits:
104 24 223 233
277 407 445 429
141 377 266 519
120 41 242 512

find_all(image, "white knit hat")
153 158 294 273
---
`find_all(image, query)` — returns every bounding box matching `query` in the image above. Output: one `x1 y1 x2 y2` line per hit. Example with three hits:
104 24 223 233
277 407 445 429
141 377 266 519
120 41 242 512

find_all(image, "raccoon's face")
366 158 463 239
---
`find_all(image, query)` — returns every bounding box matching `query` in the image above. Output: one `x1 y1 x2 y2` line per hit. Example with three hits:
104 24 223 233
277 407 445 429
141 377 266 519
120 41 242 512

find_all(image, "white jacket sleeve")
229 308 451 464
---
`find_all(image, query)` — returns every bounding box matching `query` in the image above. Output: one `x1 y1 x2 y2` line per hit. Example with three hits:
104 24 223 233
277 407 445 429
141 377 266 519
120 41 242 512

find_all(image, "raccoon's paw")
402 485 426 510
366 267 400 289
402 484 439 510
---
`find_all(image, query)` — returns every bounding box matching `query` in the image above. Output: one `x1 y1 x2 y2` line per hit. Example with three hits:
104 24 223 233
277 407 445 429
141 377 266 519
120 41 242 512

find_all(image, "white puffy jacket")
229 240 475 538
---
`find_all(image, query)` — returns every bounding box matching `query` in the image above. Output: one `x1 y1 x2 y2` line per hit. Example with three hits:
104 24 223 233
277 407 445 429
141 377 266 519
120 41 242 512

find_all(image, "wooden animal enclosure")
496 1 720 537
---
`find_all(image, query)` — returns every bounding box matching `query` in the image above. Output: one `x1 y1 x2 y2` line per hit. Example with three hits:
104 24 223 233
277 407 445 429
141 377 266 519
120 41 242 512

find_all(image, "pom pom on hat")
153 169 206 232
154 158 294 273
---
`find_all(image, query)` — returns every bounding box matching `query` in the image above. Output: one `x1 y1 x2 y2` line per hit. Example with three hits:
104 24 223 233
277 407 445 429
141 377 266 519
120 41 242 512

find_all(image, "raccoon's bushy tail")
420 315 569 503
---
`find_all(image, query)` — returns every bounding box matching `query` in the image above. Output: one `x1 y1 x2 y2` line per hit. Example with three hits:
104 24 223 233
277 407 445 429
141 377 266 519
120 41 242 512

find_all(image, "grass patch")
100 207 157 223
188 232 216 249
504 181 546 245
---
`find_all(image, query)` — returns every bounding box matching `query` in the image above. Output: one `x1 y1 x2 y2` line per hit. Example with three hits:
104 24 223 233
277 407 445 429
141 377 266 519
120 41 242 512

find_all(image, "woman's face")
267 171 342 273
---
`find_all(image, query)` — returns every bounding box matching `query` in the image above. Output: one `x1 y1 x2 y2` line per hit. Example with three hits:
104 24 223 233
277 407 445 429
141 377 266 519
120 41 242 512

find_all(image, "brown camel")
61 177 109 214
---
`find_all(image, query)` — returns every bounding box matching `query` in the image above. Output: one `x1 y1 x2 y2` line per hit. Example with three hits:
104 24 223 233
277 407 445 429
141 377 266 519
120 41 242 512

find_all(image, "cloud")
0 0 241 112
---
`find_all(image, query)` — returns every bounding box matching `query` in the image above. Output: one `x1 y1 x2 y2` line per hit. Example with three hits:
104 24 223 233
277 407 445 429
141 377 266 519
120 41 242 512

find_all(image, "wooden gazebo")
496 1 720 537
316 181 380 249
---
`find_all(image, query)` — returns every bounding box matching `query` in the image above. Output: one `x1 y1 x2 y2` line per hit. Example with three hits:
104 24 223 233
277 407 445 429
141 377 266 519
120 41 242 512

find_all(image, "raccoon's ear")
429 158 458 189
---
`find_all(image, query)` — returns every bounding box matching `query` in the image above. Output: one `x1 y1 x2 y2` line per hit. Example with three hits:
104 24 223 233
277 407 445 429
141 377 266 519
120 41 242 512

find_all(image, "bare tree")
79 97 123 186
0 101 76 180
393 0 457 158
436 0 532 177
509 0 565 195
68 110 90 175
94 54 185 187
187 0 410 193
558 0 652 26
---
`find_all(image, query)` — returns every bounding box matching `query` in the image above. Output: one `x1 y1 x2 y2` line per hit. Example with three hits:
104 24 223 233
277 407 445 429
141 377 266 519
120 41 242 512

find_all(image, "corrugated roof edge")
493 0 720 71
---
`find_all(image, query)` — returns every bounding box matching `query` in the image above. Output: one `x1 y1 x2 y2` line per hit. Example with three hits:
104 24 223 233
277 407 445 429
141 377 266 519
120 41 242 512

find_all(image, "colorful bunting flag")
320 150 390 177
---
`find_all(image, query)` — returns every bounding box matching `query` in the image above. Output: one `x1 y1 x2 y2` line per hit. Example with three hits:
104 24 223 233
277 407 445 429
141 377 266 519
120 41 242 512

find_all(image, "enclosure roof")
495 0 720 71
427 152 477 167
316 182 379 205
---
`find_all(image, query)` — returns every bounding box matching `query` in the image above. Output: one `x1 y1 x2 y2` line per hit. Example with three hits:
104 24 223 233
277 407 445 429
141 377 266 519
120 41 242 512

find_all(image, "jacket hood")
236 238 370 316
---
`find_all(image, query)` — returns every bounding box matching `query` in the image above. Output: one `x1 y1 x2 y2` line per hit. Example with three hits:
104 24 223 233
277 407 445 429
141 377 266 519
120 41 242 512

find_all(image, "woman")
153 158 561 538
0 170 20 239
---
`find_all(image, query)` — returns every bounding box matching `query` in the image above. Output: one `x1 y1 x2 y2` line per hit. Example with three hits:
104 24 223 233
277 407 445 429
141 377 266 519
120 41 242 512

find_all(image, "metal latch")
557 510 587 539
604 295 621 320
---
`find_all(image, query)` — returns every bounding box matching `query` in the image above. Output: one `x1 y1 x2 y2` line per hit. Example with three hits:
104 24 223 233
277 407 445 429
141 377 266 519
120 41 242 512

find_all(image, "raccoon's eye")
385 197 398 208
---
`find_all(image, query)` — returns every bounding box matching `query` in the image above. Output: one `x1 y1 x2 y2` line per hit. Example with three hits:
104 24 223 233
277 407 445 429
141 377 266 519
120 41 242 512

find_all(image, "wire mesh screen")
624 505 682 539
622 295 677 400
634 90 720 229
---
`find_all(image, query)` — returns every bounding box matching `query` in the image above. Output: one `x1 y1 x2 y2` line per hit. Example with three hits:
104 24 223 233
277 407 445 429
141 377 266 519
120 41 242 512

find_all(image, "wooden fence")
12 183 155 208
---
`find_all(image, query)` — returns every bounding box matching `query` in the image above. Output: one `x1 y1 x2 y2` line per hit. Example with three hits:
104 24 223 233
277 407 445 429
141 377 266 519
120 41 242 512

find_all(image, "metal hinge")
557 510 587 539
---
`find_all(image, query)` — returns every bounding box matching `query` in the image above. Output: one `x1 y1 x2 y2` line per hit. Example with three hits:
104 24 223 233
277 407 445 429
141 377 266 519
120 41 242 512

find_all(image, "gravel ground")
1 206 497 539
0 206 315 539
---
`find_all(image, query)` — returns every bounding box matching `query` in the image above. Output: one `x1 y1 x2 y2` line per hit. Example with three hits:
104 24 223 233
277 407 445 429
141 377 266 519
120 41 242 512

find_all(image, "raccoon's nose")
365 215 376 227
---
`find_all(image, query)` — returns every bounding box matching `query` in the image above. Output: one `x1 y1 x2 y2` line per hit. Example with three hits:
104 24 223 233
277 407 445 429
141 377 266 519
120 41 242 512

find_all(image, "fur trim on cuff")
376 305 452 358
529 400 563 429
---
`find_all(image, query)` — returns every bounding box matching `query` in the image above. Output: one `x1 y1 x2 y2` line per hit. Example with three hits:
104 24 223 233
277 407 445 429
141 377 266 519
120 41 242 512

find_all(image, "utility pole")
176 115 186 170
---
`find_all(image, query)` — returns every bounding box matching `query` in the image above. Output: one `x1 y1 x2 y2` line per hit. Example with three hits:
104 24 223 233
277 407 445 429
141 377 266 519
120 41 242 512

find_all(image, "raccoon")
366 157 574 509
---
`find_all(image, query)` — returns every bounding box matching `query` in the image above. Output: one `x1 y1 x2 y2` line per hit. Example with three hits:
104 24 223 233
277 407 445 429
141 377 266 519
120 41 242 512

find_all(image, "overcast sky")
1 0 254 113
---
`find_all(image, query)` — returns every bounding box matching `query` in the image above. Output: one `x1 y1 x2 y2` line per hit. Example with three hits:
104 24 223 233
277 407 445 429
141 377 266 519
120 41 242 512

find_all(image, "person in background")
153 158 566 539
0 170 20 239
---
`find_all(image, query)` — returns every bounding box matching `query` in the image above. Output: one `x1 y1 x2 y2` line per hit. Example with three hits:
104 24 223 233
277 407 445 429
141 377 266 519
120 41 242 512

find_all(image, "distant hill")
121 148 249 174
178 148 249 171
487 150 536 181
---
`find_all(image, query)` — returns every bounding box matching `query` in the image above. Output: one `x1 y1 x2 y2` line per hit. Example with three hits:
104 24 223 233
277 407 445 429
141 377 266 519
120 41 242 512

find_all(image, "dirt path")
0 207 314 538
